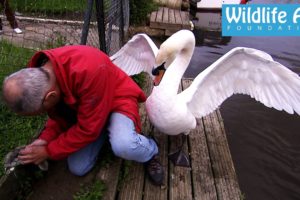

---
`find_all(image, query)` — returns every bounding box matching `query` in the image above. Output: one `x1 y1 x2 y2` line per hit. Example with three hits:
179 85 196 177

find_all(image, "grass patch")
73 180 106 200
0 40 46 177
10 0 156 25
129 0 158 25
11 0 86 16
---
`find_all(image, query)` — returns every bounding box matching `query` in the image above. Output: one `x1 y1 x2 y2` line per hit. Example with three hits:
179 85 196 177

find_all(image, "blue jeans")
67 112 158 176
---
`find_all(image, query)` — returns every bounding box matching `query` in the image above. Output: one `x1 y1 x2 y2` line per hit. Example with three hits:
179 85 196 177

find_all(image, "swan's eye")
152 62 166 76
152 67 159 76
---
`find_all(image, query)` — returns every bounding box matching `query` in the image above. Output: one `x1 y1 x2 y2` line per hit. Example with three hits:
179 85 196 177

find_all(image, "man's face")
17 83 58 116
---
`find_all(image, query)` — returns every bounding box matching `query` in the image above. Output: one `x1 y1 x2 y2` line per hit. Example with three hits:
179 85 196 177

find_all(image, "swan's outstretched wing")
110 33 158 77
179 47 300 118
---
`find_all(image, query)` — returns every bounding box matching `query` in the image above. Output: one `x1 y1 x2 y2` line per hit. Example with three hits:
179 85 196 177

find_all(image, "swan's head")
152 30 195 86
152 43 173 86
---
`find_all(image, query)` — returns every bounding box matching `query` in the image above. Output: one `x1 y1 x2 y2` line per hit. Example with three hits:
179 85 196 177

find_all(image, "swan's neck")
157 49 193 95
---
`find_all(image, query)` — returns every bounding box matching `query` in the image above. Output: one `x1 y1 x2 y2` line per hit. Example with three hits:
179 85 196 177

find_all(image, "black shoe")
145 154 164 186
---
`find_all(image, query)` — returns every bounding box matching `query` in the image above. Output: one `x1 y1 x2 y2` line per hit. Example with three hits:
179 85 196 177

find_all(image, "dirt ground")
23 142 115 200
27 161 100 200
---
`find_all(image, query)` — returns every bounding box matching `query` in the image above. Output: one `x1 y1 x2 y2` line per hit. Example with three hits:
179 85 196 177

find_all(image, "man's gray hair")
2 68 51 113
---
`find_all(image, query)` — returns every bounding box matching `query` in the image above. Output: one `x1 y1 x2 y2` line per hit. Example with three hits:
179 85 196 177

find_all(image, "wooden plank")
168 81 193 200
182 79 218 200
150 7 190 35
174 10 183 25
118 162 145 200
143 76 168 200
143 129 169 200
150 7 165 29
118 76 153 200
203 111 241 200
181 12 191 29
168 135 193 200
169 8 176 24
149 11 159 28
163 7 169 24
165 8 182 29
150 11 157 25
216 110 241 198
156 7 164 24
96 158 122 200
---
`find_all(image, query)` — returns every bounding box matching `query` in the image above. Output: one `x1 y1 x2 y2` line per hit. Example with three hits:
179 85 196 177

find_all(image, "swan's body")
144 31 197 135
110 30 300 137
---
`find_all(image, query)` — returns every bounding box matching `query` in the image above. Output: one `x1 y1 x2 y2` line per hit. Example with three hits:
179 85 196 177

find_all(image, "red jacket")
28 45 146 160
240 0 248 4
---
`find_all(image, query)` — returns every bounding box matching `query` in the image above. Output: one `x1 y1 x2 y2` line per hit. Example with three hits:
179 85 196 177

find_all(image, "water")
185 1 300 199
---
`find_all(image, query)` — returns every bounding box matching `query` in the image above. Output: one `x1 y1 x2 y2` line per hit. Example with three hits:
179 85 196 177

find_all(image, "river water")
184 1 300 199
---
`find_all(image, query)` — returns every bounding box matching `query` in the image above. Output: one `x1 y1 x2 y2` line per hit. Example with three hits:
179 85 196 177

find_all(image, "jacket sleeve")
46 65 115 160
38 118 63 142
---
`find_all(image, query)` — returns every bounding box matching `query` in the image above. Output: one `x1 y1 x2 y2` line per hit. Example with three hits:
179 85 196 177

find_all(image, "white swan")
110 30 300 166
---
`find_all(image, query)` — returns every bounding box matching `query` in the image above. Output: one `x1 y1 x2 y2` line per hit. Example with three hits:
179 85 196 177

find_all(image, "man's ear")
43 91 59 108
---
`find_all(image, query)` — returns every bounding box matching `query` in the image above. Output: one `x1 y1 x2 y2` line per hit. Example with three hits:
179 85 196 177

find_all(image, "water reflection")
187 2 300 199
191 11 232 46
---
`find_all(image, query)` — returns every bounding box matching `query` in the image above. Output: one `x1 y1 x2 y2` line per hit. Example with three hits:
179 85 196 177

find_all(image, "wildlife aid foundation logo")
222 4 300 36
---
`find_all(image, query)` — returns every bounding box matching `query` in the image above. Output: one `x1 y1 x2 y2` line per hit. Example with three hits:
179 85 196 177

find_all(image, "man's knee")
67 159 94 176
110 137 137 160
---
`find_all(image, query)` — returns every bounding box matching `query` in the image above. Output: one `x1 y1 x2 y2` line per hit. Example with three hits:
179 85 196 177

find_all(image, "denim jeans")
67 112 158 176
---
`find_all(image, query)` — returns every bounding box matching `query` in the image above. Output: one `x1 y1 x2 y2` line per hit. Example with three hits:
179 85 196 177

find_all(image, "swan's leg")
168 134 190 167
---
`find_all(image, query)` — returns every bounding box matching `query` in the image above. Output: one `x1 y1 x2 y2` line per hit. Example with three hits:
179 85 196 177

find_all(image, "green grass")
73 180 106 200
0 40 46 177
11 0 86 16
10 0 155 25
129 0 158 25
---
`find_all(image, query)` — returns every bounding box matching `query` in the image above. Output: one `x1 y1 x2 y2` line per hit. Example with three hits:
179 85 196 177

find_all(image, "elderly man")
2 45 164 185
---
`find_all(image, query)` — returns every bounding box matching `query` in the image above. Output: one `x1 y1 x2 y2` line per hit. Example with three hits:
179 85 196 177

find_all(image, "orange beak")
153 69 165 86
152 62 166 86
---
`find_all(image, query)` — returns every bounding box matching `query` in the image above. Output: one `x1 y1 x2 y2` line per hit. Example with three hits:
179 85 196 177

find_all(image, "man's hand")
29 139 48 146
18 145 49 165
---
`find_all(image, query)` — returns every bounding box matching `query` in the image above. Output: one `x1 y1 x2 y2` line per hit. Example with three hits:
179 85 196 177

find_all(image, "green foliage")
45 32 67 49
73 180 106 200
130 0 158 25
0 40 35 70
11 0 86 16
131 73 146 89
0 40 46 177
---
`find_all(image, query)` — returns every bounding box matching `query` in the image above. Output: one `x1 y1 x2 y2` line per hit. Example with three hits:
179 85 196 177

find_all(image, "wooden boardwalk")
97 78 241 200
150 7 192 36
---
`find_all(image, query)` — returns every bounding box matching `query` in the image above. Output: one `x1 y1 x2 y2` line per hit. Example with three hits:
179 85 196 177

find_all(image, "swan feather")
178 47 300 118
110 33 158 78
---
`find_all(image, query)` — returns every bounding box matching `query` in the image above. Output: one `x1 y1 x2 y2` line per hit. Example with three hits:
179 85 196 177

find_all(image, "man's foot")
0 30 3 35
13 28 22 34
145 154 164 185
